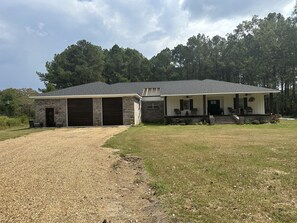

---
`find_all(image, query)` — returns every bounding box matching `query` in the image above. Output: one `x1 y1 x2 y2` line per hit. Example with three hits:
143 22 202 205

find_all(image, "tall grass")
0 116 28 129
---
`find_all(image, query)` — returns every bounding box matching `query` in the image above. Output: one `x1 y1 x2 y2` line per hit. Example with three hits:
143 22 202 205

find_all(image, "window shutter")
190 99 193 110
180 99 184 111
233 98 236 108
244 98 248 108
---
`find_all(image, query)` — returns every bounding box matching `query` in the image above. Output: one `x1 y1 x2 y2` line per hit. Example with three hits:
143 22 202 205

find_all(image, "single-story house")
31 79 279 126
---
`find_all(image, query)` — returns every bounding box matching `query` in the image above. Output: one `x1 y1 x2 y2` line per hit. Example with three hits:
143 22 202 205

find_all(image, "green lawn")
0 126 45 141
105 120 297 223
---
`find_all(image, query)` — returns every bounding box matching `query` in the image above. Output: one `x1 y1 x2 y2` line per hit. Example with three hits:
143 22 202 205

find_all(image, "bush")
244 119 251 124
184 118 193 125
0 116 9 128
271 114 280 123
19 115 29 124
251 120 260 124
0 116 28 129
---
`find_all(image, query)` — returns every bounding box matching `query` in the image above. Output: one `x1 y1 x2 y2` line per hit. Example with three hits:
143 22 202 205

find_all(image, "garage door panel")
103 98 123 125
68 99 93 126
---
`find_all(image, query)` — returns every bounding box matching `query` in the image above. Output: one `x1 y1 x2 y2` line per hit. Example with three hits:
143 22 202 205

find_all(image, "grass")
0 126 45 141
105 120 297 223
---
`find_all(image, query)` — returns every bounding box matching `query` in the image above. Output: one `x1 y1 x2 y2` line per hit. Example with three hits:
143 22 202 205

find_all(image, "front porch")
164 93 274 117
163 93 275 124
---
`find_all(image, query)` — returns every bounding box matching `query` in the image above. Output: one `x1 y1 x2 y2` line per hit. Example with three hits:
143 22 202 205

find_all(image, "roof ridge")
112 79 202 85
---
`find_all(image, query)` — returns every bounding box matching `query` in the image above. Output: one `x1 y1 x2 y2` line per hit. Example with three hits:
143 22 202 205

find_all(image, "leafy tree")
103 44 127 84
124 48 150 82
150 48 177 81
172 44 191 79
0 88 38 117
103 45 151 83
37 40 105 91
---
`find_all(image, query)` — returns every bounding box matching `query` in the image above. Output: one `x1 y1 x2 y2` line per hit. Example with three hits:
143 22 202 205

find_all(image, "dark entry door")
46 108 55 127
208 100 221 115
68 98 93 126
102 98 123 125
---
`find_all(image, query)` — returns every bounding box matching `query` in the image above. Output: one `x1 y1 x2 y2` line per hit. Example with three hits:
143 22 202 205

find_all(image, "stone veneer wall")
141 101 164 123
35 99 67 127
123 97 139 125
93 98 102 126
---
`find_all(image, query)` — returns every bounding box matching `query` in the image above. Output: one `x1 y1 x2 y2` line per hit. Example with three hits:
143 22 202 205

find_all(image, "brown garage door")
102 98 123 125
68 98 93 126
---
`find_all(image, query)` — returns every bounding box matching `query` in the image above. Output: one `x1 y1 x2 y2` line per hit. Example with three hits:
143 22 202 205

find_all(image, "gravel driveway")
0 127 168 223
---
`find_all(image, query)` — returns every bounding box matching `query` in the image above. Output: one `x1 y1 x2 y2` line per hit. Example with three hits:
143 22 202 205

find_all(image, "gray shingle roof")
36 79 279 98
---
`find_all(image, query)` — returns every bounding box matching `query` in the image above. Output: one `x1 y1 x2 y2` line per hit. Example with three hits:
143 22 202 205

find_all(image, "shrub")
184 118 193 125
251 120 260 124
244 119 251 124
19 115 29 124
0 116 28 129
0 116 9 128
271 114 280 123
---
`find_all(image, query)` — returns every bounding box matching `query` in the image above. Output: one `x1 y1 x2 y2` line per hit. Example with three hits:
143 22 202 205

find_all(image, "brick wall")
93 98 102 126
35 99 67 126
141 101 164 123
123 97 139 125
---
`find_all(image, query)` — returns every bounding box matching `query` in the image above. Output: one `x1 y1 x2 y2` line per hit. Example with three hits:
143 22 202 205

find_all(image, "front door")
208 100 221 115
46 108 55 127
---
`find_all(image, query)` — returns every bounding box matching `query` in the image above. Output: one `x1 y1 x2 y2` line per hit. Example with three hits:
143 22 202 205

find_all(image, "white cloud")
25 23 48 37
38 22 45 30
0 21 15 44
0 23 10 40
0 0 296 89
182 0 294 21
282 0 296 16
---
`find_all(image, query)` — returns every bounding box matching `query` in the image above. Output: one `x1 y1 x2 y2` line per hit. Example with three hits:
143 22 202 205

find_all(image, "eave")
30 93 142 100
161 90 280 97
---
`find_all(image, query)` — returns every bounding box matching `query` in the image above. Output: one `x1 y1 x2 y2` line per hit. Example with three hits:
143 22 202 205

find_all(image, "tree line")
37 8 296 116
0 88 37 118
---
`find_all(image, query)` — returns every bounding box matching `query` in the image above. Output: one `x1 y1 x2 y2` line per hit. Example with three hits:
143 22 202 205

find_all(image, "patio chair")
190 108 198 115
174 109 181 116
245 107 253 114
228 107 235 115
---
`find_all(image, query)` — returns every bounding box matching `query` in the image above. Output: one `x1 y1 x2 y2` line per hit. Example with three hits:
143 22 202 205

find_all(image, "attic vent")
142 88 160 96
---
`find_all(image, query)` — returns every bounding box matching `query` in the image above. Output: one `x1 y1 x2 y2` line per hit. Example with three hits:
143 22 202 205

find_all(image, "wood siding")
166 94 266 116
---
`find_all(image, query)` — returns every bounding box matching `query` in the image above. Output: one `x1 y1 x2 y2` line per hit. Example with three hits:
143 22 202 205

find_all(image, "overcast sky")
0 0 295 90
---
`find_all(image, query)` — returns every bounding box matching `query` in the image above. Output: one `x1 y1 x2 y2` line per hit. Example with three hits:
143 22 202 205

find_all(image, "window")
142 88 160 96
180 99 193 111
183 100 190 110
233 97 248 109
147 103 159 110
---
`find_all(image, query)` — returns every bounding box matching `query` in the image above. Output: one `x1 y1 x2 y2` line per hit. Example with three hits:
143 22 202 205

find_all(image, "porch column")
235 94 240 114
164 96 167 116
269 93 274 114
203 95 207 115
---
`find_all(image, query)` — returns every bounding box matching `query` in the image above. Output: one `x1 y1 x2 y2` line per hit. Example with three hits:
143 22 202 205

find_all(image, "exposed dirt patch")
0 127 169 223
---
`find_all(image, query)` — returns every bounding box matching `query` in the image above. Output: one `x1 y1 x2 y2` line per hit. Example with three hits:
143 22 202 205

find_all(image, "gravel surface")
0 127 169 223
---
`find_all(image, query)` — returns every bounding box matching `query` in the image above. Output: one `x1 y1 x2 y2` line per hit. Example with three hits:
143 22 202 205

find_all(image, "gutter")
161 91 280 97
30 93 142 100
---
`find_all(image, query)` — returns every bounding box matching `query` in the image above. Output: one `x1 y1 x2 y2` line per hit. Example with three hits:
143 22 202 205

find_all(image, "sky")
0 0 295 90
